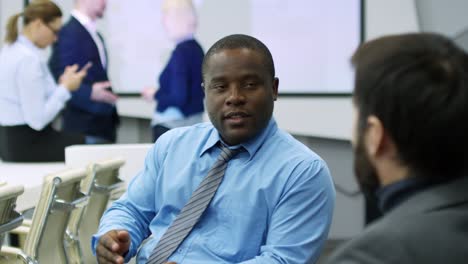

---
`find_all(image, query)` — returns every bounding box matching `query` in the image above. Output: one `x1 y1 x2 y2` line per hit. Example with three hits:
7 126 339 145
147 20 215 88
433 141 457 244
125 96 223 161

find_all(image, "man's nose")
226 86 246 105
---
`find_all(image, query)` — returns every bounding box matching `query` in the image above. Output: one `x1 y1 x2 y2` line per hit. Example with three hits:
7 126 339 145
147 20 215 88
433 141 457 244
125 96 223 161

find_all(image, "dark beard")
353 134 380 198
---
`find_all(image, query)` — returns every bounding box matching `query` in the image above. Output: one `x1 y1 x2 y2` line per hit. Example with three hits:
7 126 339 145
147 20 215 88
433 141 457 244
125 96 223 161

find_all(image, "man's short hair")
352 33 468 181
202 34 275 80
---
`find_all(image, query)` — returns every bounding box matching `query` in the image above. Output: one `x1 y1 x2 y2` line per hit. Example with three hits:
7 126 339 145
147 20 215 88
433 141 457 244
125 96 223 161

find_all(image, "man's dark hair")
202 34 275 80
352 33 468 181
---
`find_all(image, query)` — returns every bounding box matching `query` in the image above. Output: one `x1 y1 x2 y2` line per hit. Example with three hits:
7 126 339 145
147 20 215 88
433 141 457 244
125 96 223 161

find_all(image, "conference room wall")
0 0 419 141
0 1 23 49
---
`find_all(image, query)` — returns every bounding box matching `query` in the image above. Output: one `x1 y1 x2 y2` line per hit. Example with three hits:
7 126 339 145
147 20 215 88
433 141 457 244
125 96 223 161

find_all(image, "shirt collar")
376 176 433 213
200 118 278 159
72 9 96 32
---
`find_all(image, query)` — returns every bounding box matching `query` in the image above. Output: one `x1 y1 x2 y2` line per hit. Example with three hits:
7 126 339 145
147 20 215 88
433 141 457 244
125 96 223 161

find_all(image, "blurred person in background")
49 0 119 144
0 0 89 162
142 0 205 142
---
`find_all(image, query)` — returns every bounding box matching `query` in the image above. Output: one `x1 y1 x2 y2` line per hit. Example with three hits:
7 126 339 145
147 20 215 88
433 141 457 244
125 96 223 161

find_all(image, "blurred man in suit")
49 0 119 144
327 33 468 263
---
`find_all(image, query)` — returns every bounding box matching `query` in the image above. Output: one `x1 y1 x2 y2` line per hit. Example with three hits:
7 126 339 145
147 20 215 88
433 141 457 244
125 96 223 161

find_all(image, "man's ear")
365 115 397 159
365 115 384 158
272 78 279 101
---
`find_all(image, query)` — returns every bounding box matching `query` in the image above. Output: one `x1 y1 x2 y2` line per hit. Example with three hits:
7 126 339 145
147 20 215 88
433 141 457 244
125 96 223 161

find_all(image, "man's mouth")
224 111 250 119
223 111 251 124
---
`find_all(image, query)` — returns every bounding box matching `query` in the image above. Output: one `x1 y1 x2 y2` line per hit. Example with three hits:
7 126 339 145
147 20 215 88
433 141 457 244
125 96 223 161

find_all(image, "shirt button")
177 248 183 253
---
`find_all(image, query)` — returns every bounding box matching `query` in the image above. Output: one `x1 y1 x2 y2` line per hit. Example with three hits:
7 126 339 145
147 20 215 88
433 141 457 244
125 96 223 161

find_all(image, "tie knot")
218 145 243 162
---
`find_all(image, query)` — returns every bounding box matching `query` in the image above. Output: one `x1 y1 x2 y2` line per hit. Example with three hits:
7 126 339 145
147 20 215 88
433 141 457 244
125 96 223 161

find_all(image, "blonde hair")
161 0 197 40
162 0 195 12
5 0 62 43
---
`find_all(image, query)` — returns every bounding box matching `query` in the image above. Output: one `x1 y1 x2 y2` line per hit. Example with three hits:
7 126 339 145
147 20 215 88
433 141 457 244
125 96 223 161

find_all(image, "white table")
65 143 152 184
0 161 68 212
0 144 152 212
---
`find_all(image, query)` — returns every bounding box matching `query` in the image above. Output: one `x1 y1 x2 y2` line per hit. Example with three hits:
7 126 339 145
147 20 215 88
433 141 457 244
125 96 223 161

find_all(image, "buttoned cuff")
56 84 72 102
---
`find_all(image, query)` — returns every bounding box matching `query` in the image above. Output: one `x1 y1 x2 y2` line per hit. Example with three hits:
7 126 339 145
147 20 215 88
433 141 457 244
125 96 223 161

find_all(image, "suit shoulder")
327 220 408 264
59 18 85 36
175 40 204 56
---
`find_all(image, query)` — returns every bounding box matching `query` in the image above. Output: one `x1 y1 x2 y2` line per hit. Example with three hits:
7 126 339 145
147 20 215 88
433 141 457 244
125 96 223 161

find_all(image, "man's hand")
59 62 92 92
96 230 131 264
91 81 118 104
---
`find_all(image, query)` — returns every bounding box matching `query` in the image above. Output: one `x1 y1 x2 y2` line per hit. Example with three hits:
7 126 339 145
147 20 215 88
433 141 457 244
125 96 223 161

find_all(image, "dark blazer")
155 39 204 117
326 176 468 264
49 16 118 142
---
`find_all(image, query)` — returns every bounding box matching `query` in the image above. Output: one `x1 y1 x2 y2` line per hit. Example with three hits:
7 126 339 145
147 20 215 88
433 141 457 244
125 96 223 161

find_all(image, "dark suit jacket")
155 39 204 116
326 176 468 264
49 16 118 142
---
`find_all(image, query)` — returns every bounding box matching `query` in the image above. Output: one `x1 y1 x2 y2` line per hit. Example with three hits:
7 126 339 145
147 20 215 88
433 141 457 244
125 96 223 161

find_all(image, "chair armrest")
21 219 32 227
11 225 30 236
0 212 23 234
93 181 124 194
1 245 22 256
1 245 36 264
51 192 89 212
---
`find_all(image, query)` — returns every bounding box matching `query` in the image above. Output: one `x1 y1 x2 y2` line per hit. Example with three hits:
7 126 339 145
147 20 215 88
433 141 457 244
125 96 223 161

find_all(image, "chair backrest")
23 168 88 264
65 158 125 264
65 144 151 184
0 184 24 251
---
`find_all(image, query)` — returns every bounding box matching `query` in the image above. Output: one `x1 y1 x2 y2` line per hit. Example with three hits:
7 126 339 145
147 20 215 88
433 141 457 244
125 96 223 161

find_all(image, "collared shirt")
0 35 70 130
92 118 335 263
376 177 438 213
71 10 107 68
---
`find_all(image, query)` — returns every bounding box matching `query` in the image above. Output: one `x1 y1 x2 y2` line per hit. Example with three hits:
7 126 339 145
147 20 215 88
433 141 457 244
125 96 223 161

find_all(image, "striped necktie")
146 144 243 264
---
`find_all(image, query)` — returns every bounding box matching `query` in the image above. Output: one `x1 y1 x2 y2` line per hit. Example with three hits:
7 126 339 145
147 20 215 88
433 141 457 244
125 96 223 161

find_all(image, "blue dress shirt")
0 35 70 130
93 118 335 263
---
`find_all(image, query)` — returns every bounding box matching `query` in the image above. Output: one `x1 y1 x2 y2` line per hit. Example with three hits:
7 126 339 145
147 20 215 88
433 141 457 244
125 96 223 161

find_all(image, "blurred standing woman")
142 0 205 142
0 0 89 162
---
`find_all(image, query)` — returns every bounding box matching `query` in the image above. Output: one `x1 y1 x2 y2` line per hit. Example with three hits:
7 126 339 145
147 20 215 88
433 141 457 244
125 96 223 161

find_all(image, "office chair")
0 184 24 251
1 168 88 264
65 158 125 264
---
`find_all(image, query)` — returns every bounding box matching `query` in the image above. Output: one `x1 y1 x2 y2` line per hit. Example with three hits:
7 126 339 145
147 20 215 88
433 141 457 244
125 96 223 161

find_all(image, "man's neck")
73 6 96 22
72 9 97 32
377 160 409 187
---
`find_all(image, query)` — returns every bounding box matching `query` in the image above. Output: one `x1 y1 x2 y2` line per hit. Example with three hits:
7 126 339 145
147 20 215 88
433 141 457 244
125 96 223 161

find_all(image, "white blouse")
0 35 70 131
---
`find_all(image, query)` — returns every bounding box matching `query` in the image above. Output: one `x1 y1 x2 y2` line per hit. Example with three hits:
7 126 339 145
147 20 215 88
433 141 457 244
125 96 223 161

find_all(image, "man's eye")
211 84 226 91
245 82 257 88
